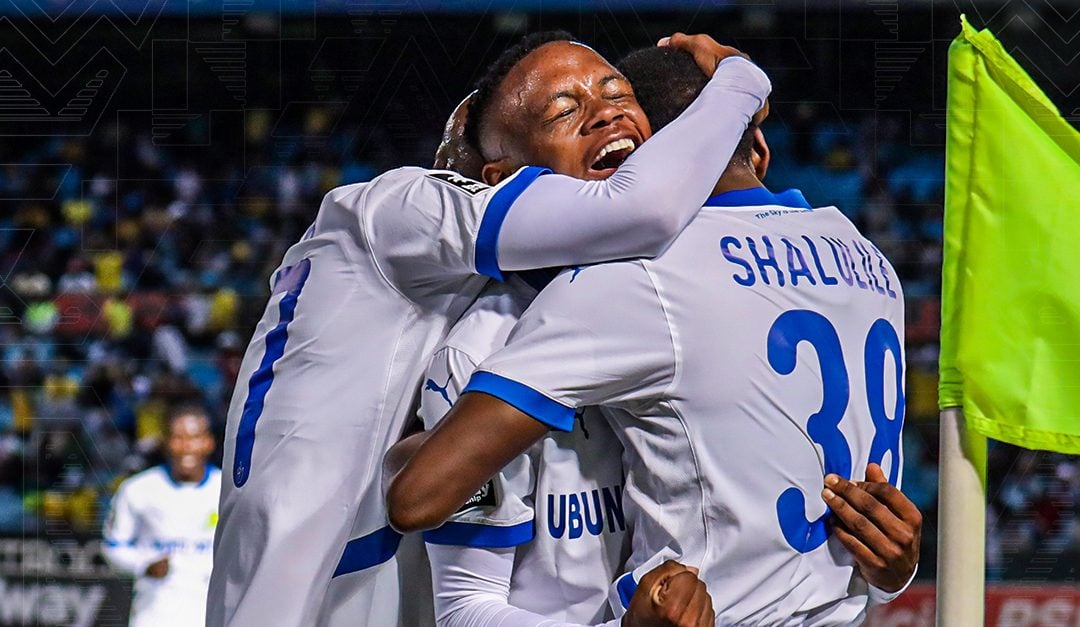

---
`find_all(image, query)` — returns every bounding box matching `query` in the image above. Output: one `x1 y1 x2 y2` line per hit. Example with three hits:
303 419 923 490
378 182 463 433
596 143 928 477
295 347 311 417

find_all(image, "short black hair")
617 46 755 166
465 30 576 155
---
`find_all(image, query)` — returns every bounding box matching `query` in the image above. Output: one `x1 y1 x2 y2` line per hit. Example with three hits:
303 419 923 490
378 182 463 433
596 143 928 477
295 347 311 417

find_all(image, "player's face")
483 41 652 183
166 414 214 479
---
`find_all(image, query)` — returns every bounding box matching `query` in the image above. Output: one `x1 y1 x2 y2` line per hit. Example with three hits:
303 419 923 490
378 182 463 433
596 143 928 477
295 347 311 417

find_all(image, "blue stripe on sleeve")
616 571 638 609
463 371 576 432
332 525 403 578
474 165 551 281
422 520 534 548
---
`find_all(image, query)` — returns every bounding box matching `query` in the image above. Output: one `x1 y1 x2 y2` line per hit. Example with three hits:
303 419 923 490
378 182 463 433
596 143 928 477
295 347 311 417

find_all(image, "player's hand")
145 557 169 579
622 560 714 627
657 33 749 77
822 463 922 593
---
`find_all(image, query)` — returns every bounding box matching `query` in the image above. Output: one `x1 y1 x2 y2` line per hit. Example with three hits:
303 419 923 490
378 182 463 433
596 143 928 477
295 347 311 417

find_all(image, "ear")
751 127 771 180
481 159 515 186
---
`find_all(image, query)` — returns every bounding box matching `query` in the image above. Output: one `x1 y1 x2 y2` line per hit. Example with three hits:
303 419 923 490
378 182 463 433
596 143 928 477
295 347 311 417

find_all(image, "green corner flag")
940 16 1080 454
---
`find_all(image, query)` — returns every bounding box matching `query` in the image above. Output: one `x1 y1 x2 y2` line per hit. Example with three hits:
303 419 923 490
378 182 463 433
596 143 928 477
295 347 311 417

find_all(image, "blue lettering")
547 494 566 539
746 236 785 286
602 485 626 533
839 240 869 290
822 237 853 286
870 243 898 299
567 493 583 539
854 241 885 295
720 236 755 286
802 236 838 285
583 490 604 536
783 238 817 286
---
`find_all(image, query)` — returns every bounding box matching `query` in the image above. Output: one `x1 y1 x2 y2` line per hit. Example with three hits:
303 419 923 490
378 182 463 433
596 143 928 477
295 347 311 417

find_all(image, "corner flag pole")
936 407 986 624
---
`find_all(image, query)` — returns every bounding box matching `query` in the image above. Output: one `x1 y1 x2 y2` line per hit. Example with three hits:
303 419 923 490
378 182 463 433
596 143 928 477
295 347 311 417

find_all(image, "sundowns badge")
457 480 498 512
427 172 489 195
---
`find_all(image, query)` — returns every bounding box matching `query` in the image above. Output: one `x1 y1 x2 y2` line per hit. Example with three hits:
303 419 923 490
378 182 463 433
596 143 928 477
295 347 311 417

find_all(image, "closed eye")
544 107 577 125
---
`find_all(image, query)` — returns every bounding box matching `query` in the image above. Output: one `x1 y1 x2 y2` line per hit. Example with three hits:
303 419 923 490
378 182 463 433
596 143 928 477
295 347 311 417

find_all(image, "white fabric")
427 544 621 627
103 466 220 627
496 56 771 271
476 199 907 625
418 277 629 625
209 56 770 627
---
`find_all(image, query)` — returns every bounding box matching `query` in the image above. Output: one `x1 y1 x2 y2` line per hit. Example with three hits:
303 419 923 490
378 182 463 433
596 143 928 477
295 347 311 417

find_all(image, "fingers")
854 465 923 530
660 570 714 627
824 474 909 543
830 519 887 572
658 32 749 77
675 573 713 627
638 559 692 595
865 462 888 483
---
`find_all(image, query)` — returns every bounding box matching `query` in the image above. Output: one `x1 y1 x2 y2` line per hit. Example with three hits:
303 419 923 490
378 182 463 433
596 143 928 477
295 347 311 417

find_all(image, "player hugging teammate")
208 28 921 627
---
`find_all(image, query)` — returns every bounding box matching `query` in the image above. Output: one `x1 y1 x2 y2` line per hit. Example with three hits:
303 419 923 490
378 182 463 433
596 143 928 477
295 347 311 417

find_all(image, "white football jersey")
211 165 548 626
418 275 629 624
103 466 221 627
469 188 906 626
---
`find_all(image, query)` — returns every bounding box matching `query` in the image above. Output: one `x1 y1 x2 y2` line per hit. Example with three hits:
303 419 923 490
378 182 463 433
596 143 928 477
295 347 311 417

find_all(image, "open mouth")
590 138 636 171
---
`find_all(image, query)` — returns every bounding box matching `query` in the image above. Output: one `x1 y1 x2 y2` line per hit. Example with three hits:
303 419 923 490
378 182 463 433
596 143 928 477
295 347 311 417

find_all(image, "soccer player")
388 40 922 625
103 406 220 627
208 30 770 626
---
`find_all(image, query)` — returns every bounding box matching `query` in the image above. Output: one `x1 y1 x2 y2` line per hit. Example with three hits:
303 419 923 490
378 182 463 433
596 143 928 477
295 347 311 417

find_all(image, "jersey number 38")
767 309 904 553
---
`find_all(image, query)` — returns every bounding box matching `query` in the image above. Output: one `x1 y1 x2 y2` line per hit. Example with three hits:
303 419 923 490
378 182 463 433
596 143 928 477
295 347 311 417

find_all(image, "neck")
169 464 206 484
709 164 763 198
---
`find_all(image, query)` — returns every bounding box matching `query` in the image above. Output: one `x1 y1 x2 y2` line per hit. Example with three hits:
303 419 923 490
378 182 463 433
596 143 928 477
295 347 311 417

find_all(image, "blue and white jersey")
211 165 548 626
418 275 629 624
103 466 221 627
468 188 906 626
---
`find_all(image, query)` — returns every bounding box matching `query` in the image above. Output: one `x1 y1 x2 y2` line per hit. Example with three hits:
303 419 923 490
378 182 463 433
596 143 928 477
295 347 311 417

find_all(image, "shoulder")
117 466 170 497
527 259 656 313
441 278 536 361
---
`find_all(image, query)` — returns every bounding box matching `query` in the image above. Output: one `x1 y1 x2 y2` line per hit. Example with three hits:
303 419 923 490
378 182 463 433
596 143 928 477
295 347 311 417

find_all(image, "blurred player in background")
208 28 769 626
103 406 220 627
389 41 921 625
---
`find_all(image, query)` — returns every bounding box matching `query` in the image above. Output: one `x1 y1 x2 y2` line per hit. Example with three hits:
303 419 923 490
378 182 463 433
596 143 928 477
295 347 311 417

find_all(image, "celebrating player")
208 30 770 626
412 33 733 627
103 406 220 627
388 40 921 625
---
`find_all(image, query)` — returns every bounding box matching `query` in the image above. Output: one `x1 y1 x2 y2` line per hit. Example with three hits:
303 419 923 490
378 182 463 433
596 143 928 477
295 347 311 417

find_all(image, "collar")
161 464 213 488
703 187 812 210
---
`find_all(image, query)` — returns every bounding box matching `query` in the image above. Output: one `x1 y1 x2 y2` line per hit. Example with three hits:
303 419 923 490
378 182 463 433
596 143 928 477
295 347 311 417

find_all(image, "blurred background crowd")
0 3 1077 585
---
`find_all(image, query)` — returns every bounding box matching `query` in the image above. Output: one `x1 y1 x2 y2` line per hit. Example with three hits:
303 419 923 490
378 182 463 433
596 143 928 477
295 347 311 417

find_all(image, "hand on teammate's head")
623 560 715 627
822 464 922 593
657 33 748 77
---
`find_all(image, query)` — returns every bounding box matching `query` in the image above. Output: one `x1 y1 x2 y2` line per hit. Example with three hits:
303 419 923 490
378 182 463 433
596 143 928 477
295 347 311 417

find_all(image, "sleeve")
495 56 771 275
419 345 537 549
427 544 620 627
365 57 770 286
465 262 676 432
867 565 918 606
102 483 165 576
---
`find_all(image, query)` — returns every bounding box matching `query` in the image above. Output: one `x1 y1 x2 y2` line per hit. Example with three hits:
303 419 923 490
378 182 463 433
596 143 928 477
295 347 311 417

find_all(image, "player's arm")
365 39 769 289
102 484 168 577
428 545 713 627
387 262 673 531
388 393 546 532
492 48 770 274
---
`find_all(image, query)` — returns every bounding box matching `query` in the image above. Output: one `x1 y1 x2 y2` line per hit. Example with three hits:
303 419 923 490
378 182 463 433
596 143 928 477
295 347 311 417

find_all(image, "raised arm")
494 53 770 274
